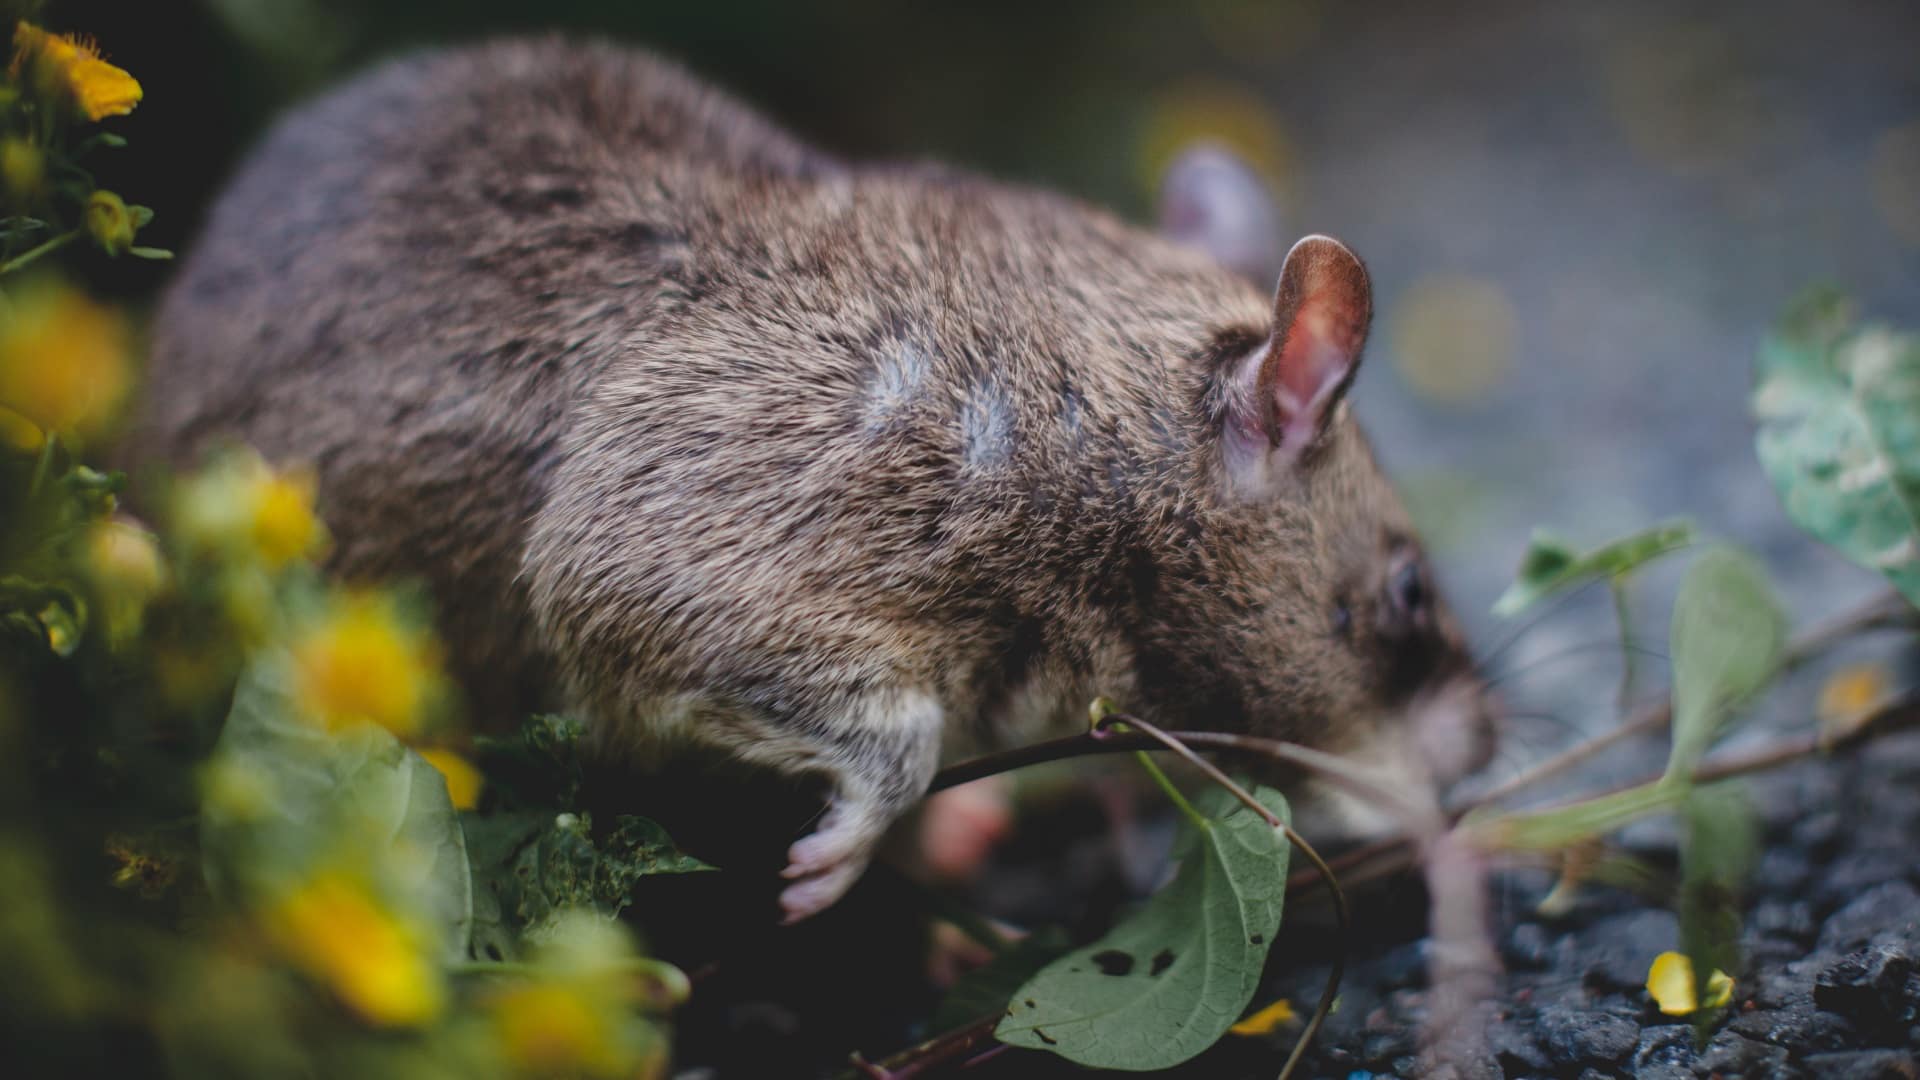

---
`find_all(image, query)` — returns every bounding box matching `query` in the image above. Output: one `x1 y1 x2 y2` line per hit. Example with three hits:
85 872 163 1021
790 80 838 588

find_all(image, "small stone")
1575 909 1680 991
1487 1022 1548 1075
1821 882 1920 953
1695 1029 1794 1077
1801 1049 1920 1079
1814 945 1919 1032
1633 1024 1695 1071
1506 922 1554 971
1374 940 1428 990
1535 1006 1639 1066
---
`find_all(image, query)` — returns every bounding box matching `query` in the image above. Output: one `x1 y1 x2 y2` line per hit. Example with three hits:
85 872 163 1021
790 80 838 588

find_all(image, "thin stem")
0 228 78 276
1611 578 1636 711
27 430 56 498
1133 749 1207 830
1459 698 1670 814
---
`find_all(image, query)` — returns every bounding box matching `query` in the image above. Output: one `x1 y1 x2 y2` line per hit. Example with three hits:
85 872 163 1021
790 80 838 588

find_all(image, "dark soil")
1250 730 1920 1080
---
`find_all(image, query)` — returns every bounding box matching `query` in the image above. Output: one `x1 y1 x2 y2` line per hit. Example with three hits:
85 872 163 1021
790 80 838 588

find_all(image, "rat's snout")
1410 672 1502 790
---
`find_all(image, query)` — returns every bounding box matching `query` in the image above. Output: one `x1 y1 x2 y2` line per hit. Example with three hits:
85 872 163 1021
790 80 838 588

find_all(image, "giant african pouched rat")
139 38 1497 921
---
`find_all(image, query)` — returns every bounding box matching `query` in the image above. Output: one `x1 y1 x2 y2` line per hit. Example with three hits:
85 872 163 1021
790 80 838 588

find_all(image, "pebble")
1814 945 1919 1033
1695 1029 1797 1077
1571 908 1679 991
1820 882 1920 953
1534 1006 1639 1066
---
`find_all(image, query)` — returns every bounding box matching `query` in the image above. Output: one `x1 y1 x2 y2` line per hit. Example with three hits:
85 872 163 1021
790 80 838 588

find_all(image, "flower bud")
86 189 134 256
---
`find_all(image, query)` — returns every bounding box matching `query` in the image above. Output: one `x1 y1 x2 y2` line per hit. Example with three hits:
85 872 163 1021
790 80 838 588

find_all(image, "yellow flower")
249 466 324 569
1647 951 1734 1016
82 516 168 645
175 451 328 571
291 590 445 738
261 869 443 1027
85 189 134 255
487 913 674 1078
491 982 634 1078
0 282 131 443
12 22 141 121
417 748 482 810
1229 997 1297 1036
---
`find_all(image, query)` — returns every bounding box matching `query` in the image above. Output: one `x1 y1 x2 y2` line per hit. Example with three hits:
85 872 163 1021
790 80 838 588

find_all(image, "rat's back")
139 38 839 713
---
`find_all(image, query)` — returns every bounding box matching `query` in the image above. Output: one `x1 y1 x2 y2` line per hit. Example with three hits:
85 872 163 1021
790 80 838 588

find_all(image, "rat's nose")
1413 674 1501 788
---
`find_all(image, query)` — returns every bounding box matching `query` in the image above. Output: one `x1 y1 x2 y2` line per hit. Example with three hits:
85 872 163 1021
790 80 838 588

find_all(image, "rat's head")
1136 228 1498 824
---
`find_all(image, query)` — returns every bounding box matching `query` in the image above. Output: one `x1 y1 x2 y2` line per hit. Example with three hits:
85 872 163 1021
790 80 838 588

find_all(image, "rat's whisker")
1475 577 1608 668
1484 639 1667 690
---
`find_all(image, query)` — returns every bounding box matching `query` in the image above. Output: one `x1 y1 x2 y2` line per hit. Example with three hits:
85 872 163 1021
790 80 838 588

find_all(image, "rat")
138 38 1498 922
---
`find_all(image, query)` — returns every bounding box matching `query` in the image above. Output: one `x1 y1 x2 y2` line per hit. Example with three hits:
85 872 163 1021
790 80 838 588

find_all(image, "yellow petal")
263 871 443 1027
68 54 140 121
418 748 483 811
1700 967 1734 1010
1229 997 1297 1035
1646 951 1734 1016
1817 662 1889 747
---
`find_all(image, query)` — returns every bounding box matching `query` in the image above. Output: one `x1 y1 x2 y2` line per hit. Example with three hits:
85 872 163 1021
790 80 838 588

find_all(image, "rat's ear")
1216 234 1372 488
1157 143 1282 283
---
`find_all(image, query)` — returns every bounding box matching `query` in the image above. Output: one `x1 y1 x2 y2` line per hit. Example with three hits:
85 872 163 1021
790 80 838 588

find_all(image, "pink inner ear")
1268 288 1365 450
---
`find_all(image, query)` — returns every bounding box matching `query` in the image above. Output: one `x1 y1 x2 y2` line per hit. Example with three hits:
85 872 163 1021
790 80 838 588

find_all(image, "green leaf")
201 660 474 960
1753 289 1920 607
128 205 155 228
932 928 1071 1033
995 785 1289 1071
471 713 588 809
1666 547 1785 781
1679 783 1755 1041
1493 520 1696 617
128 246 174 260
462 808 712 962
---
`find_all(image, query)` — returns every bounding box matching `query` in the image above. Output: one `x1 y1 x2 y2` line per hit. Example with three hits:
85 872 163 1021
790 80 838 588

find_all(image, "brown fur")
137 38 1494 919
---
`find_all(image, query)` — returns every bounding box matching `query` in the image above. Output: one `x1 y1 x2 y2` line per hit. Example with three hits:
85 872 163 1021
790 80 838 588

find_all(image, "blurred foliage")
0 9 696 1075
1754 288 1920 608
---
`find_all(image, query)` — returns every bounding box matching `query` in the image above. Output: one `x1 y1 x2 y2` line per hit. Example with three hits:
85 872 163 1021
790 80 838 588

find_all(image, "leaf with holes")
1753 288 1920 608
462 809 713 962
995 786 1289 1071
1492 520 1696 617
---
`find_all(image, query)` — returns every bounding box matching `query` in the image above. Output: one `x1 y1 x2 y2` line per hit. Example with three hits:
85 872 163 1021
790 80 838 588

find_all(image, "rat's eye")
1385 550 1429 627
1331 600 1352 637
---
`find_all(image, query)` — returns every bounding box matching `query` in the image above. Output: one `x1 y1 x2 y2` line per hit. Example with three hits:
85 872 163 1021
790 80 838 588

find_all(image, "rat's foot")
779 794 886 923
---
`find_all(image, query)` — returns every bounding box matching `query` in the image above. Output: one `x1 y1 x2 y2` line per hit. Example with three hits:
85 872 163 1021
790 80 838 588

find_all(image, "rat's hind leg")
763 687 943 923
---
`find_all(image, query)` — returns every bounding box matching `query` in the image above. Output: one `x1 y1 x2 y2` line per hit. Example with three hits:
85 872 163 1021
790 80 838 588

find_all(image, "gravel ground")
1250 730 1920 1079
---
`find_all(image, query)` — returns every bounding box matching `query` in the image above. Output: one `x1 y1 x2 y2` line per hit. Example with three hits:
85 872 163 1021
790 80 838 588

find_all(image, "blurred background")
60 0 1920 746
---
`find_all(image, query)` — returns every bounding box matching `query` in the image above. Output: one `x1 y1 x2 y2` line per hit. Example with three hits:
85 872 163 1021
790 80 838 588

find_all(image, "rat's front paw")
779 791 887 922
779 824 875 923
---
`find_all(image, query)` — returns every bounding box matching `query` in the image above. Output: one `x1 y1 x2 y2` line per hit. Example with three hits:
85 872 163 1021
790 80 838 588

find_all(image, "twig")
846 1014 1001 1079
